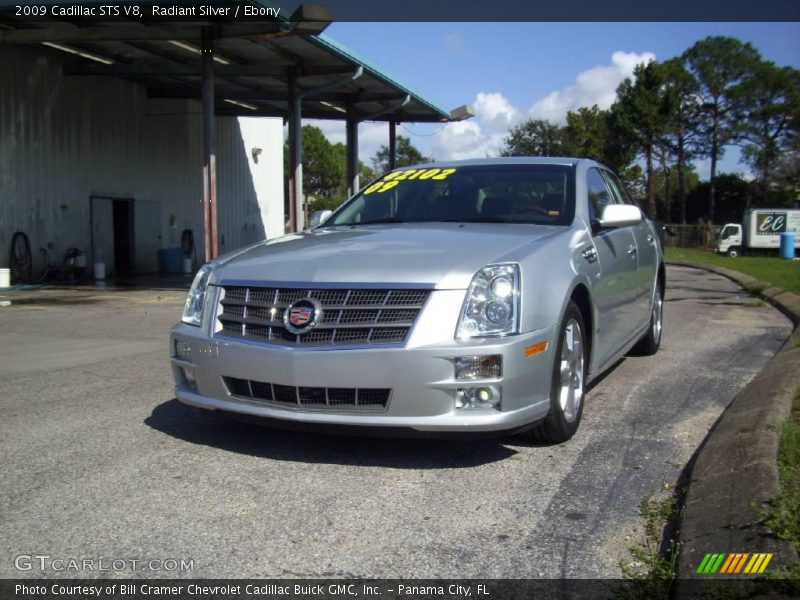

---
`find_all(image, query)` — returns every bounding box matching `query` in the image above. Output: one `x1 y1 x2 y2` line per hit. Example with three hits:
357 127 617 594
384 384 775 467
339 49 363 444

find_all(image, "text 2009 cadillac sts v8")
170 158 664 442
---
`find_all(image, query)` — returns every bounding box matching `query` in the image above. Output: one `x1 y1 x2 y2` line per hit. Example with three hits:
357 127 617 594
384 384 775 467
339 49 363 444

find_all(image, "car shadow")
145 399 523 468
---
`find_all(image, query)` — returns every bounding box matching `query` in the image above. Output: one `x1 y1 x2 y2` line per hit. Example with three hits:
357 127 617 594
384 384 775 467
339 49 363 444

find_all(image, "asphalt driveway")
0 266 792 578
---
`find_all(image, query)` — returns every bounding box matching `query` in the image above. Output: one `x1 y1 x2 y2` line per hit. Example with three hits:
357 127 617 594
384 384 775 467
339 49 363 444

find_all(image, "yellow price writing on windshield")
363 168 457 195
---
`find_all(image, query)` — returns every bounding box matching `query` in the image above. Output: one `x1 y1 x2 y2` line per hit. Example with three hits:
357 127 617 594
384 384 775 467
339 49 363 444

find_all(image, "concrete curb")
667 260 800 579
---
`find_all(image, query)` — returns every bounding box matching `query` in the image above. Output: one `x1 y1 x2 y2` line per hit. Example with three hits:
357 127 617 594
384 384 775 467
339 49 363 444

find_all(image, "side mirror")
598 204 642 229
309 210 333 228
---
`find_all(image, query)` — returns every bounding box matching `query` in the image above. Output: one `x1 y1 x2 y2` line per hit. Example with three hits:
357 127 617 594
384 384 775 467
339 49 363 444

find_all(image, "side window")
587 169 614 222
603 170 644 215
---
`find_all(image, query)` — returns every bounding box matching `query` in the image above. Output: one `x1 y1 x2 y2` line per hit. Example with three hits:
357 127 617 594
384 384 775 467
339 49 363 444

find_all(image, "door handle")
627 245 637 256
581 246 597 263
646 233 654 244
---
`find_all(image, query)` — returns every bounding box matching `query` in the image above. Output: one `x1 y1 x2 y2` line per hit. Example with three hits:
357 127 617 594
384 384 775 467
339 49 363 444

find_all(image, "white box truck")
716 208 800 257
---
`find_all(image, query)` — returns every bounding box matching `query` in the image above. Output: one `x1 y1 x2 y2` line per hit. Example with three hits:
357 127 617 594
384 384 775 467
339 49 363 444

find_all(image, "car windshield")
325 164 576 227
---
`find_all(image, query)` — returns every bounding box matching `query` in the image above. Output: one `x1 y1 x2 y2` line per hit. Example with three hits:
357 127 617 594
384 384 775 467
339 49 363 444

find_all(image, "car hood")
212 223 562 289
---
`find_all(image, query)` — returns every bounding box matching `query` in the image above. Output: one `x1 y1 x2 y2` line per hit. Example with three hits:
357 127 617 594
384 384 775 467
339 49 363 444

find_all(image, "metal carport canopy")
0 1 466 255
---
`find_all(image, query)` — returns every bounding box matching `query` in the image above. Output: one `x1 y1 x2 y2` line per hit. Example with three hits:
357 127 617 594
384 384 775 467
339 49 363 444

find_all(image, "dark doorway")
112 199 134 276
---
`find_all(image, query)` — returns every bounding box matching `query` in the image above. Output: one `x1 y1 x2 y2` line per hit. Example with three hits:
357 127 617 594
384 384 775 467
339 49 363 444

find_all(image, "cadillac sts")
170 158 665 442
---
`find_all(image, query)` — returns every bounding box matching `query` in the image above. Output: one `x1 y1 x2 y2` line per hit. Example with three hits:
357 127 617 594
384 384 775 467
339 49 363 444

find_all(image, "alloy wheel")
559 318 584 423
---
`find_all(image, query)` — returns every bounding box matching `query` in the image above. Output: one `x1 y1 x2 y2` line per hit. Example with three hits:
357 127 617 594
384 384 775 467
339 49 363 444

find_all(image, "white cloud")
431 119 489 160
529 51 656 124
302 51 659 164
429 52 658 161
444 32 466 54
310 119 345 145
429 91 518 160
302 92 519 164
473 92 517 132
303 119 389 166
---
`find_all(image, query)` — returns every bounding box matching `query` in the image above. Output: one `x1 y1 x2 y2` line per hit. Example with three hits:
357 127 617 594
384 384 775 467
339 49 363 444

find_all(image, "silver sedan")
170 158 664 442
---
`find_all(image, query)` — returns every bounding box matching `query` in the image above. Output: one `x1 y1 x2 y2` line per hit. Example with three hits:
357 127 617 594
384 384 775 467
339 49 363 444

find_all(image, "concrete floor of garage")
3 272 194 292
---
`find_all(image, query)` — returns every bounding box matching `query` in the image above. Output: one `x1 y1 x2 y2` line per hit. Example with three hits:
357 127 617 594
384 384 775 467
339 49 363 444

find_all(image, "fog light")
181 367 197 391
456 385 501 410
174 339 192 362
454 355 502 380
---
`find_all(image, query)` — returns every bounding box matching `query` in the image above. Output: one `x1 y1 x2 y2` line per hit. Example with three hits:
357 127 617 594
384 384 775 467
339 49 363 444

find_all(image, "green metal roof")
310 32 452 120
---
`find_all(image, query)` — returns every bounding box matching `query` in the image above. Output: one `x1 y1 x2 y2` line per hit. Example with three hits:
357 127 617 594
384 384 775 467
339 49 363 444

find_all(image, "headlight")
456 263 520 338
181 263 214 326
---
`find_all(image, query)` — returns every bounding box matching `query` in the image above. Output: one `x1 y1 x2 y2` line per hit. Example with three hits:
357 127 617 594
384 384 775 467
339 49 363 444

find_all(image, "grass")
763 393 800 588
742 300 766 308
665 248 800 295
766 393 800 546
614 394 800 598
742 282 769 294
618 491 680 599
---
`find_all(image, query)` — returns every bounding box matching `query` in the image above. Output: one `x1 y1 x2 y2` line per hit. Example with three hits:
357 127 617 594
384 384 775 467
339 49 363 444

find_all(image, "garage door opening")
91 196 130 278
112 198 134 276
90 196 162 277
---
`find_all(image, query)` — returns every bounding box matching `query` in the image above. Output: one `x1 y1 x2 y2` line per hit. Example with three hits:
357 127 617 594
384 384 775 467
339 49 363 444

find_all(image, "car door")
584 168 640 369
602 170 657 329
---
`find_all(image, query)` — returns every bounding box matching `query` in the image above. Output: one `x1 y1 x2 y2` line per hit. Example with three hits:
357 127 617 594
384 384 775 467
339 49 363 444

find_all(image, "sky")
305 22 800 179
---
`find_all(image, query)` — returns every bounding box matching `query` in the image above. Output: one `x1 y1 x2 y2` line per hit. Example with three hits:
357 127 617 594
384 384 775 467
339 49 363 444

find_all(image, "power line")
400 123 449 137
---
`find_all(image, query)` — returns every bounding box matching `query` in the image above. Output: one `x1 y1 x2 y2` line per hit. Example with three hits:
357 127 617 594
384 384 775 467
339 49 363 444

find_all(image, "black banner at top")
1 0 799 22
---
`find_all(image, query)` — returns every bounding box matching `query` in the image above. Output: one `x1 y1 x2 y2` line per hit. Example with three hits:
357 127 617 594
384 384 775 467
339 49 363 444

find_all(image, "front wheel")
526 301 586 444
727 247 740 258
633 280 663 356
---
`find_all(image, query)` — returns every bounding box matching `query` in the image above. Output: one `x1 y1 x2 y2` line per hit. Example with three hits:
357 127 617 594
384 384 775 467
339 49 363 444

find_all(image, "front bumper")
170 323 557 434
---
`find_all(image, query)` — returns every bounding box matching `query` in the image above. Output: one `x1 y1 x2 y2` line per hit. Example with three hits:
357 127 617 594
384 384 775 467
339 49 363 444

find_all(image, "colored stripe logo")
696 553 773 574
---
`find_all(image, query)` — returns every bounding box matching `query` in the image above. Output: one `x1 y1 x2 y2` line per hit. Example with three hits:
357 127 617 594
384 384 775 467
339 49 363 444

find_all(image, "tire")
527 301 587 444
633 279 663 356
727 247 739 258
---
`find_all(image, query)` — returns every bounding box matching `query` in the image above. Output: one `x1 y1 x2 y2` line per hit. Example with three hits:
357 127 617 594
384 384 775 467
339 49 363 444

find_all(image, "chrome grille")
223 377 391 411
216 285 430 347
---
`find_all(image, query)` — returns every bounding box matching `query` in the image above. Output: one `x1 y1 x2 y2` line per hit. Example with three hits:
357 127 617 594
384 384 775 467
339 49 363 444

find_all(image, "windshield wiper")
335 217 526 226
434 217 517 223
344 218 407 226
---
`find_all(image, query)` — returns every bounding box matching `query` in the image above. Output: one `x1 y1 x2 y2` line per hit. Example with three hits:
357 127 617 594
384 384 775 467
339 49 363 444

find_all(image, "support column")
201 33 218 261
287 69 303 232
346 107 359 197
388 121 397 171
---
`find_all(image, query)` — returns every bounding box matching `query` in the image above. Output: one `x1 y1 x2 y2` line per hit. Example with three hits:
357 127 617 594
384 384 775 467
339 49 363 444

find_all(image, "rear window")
327 164 576 227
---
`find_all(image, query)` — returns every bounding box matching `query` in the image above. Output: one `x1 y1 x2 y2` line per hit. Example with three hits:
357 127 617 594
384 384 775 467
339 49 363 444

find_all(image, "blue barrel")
780 232 796 259
158 247 185 274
